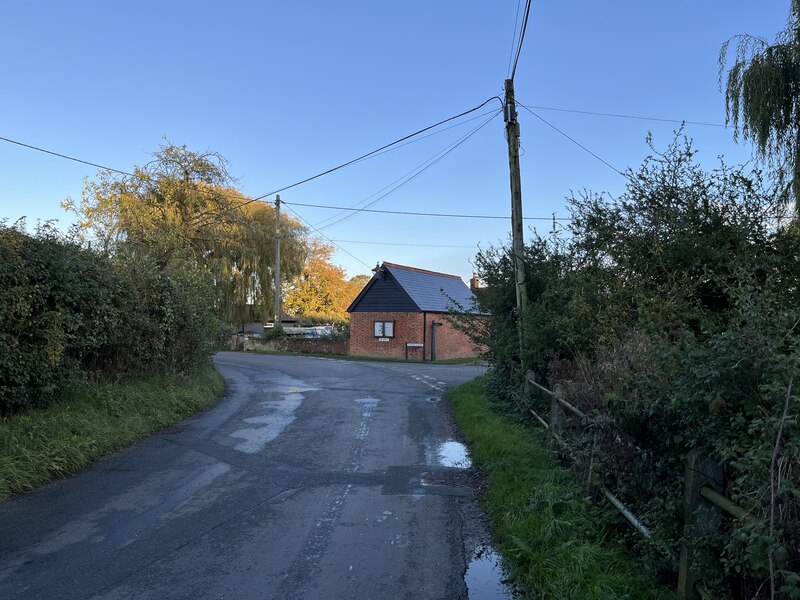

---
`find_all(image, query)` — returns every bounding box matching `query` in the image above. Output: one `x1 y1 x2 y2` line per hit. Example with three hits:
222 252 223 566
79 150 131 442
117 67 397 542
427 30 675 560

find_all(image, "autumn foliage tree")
64 143 307 325
283 240 366 321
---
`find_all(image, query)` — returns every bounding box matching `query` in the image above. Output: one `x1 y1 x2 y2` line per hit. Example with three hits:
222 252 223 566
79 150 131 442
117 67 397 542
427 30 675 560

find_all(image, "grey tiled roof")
383 263 483 314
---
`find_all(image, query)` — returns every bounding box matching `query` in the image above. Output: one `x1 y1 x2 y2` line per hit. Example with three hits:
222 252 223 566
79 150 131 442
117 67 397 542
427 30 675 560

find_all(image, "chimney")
469 272 481 291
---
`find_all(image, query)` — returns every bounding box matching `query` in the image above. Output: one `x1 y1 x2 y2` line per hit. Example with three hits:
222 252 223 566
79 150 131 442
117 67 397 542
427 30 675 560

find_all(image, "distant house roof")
242 306 297 324
347 262 486 314
274 312 297 323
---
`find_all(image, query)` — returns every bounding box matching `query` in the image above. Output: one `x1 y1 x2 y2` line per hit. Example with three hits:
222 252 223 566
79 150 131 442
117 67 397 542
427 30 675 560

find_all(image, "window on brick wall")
373 321 395 338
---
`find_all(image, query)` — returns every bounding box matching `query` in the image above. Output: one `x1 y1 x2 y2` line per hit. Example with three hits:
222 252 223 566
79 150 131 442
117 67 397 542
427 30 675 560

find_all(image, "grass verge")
0 363 224 502
448 376 673 599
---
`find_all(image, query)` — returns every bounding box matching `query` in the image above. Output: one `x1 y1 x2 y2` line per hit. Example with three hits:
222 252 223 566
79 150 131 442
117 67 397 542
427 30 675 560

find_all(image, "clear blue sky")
0 1 790 281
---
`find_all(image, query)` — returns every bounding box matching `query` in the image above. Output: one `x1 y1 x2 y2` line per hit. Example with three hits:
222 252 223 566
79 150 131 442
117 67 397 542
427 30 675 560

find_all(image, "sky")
0 1 791 281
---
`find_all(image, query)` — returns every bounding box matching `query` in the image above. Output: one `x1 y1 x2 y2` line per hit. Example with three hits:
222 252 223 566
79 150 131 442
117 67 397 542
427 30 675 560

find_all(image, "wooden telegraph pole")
274 194 282 329
504 79 527 314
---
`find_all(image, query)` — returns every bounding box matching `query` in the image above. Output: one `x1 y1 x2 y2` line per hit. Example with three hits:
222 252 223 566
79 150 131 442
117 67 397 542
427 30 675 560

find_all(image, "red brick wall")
276 338 348 355
349 312 424 360
348 311 481 360
244 338 349 355
427 316 483 360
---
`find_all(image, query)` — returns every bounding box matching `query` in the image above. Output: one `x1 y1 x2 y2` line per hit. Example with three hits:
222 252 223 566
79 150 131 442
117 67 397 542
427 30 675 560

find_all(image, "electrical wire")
0 132 524 260
518 105 787 224
517 104 626 177
0 97 504 212
281 204 373 270
244 96 504 205
518 103 726 128
349 107 501 162
0 135 133 176
507 0 524 78
332 239 475 249
311 107 500 229
283 200 570 222
1 96 725 222
316 111 501 231
510 0 532 81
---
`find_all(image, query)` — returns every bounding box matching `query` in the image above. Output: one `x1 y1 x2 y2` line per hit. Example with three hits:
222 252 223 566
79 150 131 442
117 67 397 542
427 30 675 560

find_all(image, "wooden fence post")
678 449 724 599
584 430 599 495
550 384 564 451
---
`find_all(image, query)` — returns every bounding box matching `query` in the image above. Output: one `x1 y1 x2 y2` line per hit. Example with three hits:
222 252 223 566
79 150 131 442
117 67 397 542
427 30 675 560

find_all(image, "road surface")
0 353 501 600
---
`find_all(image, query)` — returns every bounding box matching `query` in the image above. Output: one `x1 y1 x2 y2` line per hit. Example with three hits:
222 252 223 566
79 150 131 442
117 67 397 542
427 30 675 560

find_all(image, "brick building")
347 262 486 361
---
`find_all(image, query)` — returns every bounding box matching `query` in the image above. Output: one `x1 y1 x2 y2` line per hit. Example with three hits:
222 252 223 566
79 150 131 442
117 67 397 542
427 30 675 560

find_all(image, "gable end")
348 270 420 312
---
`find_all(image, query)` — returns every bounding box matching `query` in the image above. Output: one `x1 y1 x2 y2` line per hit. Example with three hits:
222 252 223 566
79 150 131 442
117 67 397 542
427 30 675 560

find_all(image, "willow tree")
720 0 800 207
64 143 307 324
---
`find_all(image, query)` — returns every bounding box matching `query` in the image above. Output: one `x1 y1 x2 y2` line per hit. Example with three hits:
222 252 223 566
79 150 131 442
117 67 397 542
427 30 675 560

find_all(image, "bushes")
0 223 219 414
110 251 219 374
469 134 800 596
0 225 124 411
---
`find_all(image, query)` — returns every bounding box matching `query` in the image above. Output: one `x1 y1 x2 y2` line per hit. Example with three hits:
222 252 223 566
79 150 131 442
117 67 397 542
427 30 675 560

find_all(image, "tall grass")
448 377 673 599
0 364 224 501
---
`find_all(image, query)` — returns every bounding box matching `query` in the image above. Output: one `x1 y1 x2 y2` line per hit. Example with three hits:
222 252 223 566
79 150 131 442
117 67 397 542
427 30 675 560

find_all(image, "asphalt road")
0 353 495 600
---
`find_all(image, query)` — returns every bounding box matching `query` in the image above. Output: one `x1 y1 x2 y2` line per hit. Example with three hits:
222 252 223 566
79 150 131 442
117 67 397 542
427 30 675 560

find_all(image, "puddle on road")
229 373 318 453
466 546 513 600
437 440 472 468
423 439 473 468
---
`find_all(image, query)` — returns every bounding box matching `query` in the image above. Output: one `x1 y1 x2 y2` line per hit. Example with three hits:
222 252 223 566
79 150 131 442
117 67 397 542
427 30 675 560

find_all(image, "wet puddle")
436 440 472 468
466 546 513 599
229 373 318 453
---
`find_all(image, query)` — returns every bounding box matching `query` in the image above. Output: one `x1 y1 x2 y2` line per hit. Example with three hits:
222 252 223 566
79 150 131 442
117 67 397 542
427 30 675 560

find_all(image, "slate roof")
348 262 485 314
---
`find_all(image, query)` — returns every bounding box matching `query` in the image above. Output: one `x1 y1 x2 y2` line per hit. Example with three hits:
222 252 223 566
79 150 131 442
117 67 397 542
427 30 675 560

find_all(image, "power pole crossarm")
504 79 527 311
274 195 282 328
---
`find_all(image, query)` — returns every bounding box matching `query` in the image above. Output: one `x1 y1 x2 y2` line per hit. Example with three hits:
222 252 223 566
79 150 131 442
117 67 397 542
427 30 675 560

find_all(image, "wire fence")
523 370 756 599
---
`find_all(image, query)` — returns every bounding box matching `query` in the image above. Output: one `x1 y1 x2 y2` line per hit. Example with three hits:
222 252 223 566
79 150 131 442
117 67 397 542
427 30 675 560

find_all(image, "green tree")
471 133 799 596
349 273 371 291
64 143 307 324
720 0 800 206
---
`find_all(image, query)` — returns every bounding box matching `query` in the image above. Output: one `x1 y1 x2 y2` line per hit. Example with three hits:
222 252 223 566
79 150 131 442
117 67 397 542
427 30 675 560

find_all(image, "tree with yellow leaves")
284 240 367 321
64 143 307 325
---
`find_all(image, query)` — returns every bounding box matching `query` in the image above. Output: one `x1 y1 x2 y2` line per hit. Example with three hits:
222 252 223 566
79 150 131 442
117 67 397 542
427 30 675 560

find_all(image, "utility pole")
504 78 527 313
273 194 282 329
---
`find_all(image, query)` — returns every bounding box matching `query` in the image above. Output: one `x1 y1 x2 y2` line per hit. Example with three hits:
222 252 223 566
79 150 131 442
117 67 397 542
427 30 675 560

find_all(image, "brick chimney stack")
469 272 481 291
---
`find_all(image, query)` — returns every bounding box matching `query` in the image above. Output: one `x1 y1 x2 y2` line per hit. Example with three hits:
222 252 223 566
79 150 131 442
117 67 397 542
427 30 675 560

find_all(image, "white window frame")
373 320 395 338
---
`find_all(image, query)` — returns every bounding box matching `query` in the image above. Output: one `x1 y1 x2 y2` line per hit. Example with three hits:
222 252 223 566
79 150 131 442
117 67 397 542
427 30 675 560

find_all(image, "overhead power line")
518 103 727 128
245 96 503 204
510 0 532 81
332 239 475 249
1 97 504 212
517 104 626 177
284 200 570 222
0 135 132 176
315 111 501 231
507 0 524 78
1 97 725 218
313 109 499 229
351 107 501 161
281 204 373 270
